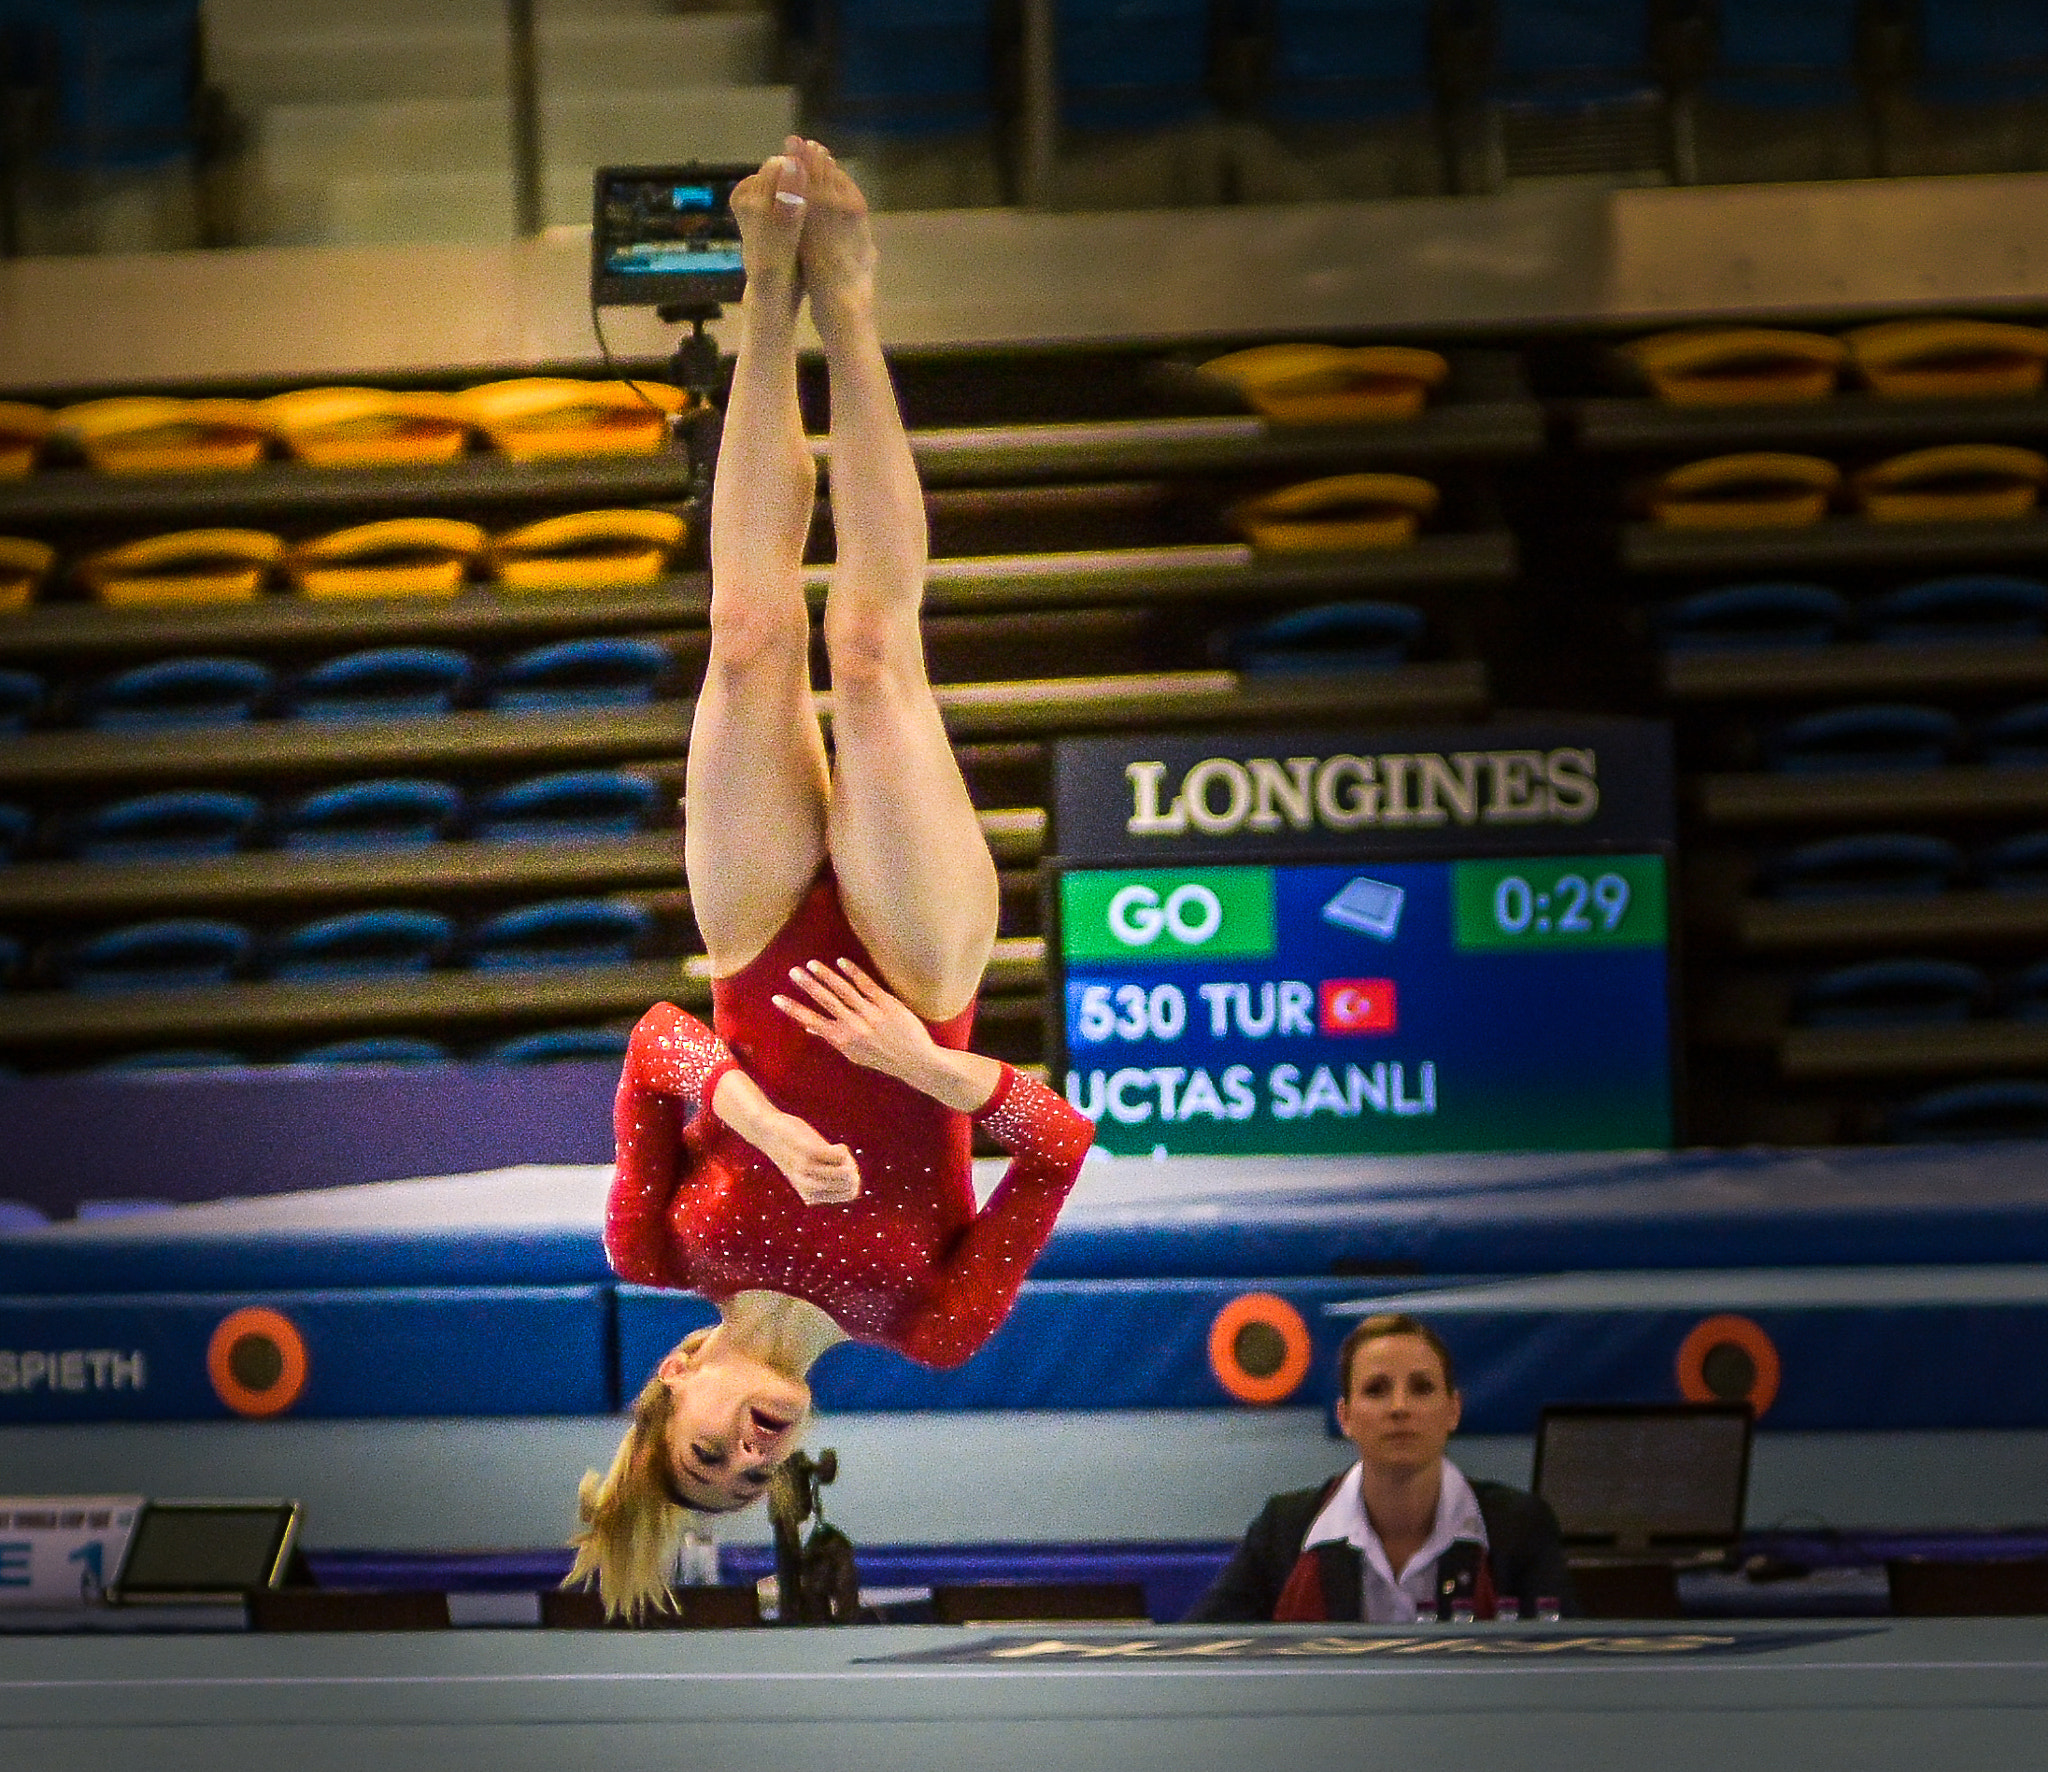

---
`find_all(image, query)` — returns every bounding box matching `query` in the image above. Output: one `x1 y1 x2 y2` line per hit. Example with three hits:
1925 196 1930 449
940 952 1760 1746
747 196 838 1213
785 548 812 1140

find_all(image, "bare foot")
728 135 809 314
790 138 877 333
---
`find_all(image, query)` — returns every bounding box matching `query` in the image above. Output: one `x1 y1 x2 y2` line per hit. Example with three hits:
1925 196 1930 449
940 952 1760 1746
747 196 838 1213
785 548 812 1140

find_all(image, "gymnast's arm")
771 956 1095 1366
896 1062 1093 1368
606 1004 863 1286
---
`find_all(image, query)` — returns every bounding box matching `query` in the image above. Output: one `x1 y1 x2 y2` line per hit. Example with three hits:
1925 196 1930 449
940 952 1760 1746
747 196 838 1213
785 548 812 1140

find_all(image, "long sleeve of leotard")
896 1066 1095 1369
605 1000 740 1290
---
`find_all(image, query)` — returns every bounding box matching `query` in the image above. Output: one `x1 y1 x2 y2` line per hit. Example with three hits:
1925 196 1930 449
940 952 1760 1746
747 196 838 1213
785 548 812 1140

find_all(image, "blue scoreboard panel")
1050 721 1680 1156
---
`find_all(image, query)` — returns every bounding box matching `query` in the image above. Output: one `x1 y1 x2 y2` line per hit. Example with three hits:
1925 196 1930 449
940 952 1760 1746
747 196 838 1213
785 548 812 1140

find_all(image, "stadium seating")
485 1026 633 1064
1765 703 1965 772
1219 598 1425 670
1757 832 1966 899
465 898 655 969
60 918 253 990
1246 0 1437 125
7 0 201 172
1792 957 1988 1027
69 788 263 860
0 666 42 732
83 657 272 728
485 638 668 712
1866 575 2048 643
1657 582 1852 651
471 769 661 841
287 648 473 721
1056 0 1216 132
280 779 464 850
291 1036 454 1066
804 0 997 137
271 908 457 980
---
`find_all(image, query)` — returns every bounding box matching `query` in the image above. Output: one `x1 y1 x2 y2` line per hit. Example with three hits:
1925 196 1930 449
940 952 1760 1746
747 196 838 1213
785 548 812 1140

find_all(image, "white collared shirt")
1301 1457 1489 1623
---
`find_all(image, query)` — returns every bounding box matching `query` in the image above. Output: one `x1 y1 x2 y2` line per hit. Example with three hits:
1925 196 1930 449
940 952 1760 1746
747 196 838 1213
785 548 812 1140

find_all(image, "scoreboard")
1050 722 1677 1157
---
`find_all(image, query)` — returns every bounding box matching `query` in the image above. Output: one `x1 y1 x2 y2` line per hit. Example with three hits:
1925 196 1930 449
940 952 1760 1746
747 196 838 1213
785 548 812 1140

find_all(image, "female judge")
1191 1313 1577 1622
569 139 1093 1617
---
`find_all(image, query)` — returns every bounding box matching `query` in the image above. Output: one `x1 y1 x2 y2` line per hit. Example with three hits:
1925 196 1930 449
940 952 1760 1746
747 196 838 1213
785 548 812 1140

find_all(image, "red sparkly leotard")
605 874 1094 1368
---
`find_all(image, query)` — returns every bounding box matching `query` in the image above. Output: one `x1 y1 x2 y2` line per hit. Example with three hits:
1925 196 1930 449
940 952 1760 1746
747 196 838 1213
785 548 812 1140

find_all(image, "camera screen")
603 177 741 278
593 168 751 306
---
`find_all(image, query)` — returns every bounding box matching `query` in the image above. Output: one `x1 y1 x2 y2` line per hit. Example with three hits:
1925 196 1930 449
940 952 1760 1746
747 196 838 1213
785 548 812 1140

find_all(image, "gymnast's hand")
774 957 942 1084
776 958 1006 1114
712 1067 861 1205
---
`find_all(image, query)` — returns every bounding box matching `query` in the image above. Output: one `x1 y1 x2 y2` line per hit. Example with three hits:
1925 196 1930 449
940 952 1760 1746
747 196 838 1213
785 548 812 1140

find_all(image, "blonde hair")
565 1329 712 1621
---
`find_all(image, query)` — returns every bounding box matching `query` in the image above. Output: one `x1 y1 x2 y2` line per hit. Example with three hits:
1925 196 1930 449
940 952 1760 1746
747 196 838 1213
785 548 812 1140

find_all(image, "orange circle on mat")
207 1308 308 1417
1208 1293 1313 1405
1676 1314 1780 1417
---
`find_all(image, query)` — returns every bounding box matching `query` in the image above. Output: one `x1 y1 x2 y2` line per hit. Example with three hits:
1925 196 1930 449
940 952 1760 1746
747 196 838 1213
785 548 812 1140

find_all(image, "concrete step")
210 14 775 107
254 86 795 182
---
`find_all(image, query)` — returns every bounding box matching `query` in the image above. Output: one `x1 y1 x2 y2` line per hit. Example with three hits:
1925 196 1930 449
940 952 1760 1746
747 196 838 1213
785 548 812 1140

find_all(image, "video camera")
590 163 757 495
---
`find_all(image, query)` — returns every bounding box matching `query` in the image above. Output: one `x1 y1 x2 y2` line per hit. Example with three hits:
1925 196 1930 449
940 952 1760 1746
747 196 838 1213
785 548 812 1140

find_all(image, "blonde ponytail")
565 1330 713 1620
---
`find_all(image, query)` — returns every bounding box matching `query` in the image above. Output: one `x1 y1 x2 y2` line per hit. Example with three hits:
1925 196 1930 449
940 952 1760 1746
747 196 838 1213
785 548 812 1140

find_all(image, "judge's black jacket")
1187 1473 1579 1623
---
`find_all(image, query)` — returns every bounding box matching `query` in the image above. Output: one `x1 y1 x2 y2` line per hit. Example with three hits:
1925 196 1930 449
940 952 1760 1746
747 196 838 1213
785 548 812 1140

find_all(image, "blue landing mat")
12 1142 2048 1295
1337 1268 2048 1431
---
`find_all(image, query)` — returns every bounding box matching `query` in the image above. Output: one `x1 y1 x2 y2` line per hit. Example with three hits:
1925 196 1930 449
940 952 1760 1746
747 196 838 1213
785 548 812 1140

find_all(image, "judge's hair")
565 1327 716 1620
1336 1313 1459 1400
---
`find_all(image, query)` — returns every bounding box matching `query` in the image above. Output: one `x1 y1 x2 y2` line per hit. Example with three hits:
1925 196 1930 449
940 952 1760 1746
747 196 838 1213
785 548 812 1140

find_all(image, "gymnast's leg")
797 141 999 1021
685 142 831 975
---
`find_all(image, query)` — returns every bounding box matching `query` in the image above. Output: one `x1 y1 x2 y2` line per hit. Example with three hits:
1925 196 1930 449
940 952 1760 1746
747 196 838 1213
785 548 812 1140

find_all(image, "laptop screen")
1533 1405 1751 1549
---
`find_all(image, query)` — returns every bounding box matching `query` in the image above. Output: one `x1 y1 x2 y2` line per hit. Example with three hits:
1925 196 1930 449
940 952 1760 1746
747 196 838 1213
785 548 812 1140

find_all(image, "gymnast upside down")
571 139 1094 1615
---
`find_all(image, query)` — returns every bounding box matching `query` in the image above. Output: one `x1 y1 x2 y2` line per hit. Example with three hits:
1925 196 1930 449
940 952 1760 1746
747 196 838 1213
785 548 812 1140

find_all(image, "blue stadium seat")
0 667 43 732
1224 600 1425 671
281 779 463 850
1866 575 2048 643
8 0 201 171
472 770 661 842
0 1200 47 1231
92 1047 249 1070
1256 0 1436 124
272 909 455 980
1914 0 2048 104
84 656 273 729
287 648 473 722
1706 0 1861 108
811 0 996 136
0 803 31 862
1057 0 1215 130
485 1026 633 1063
1792 957 1987 1027
0 931 19 984
1979 829 2048 890
1656 582 1851 651
1888 1078 2048 1142
1977 700 2048 767
487 638 669 712
1757 832 1965 899
466 898 654 969
1765 703 1964 772
291 1036 454 1066
61 918 252 990
2002 959 2048 1021
1489 0 1656 108
68 788 262 861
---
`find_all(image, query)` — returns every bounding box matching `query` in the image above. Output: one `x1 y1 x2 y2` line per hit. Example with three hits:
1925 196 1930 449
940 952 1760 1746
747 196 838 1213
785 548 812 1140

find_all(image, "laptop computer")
1532 1403 1752 1565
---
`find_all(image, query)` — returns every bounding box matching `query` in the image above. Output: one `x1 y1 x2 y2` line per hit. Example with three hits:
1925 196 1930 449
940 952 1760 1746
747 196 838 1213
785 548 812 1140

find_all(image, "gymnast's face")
1335 1334 1462 1477
657 1338 811 1512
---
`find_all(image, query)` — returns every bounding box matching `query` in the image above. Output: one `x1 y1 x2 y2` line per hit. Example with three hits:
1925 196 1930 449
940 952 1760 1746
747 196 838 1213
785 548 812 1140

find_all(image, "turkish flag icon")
1320 978 1397 1034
